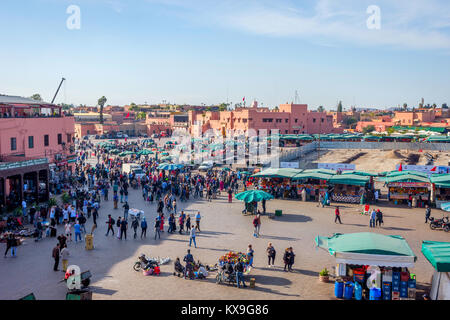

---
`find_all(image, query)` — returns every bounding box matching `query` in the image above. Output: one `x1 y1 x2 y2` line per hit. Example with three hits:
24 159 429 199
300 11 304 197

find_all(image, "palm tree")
337 101 343 112
98 96 107 124
317 106 324 112
30 93 43 101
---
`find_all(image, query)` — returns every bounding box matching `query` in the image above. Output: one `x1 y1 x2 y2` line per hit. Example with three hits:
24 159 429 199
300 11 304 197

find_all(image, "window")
285 119 288 123
44 134 49 146
295 119 298 123
285 130 288 133
276 119 282 123
58 133 62 145
28 136 34 149
67 134 71 143
321 118 324 123
10 137 16 151
313 119 316 123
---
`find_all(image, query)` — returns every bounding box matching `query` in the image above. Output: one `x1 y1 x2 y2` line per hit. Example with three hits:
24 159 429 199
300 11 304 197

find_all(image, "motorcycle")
133 254 159 272
442 217 450 232
429 216 449 231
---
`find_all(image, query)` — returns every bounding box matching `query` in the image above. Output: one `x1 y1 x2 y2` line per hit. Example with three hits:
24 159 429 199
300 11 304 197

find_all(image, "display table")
332 194 362 203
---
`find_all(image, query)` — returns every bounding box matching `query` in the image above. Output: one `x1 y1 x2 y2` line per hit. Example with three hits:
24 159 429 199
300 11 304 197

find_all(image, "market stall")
383 172 431 206
316 232 417 300
328 174 371 203
218 251 251 274
291 169 335 201
250 168 302 198
421 241 450 300
235 190 274 214
430 174 450 209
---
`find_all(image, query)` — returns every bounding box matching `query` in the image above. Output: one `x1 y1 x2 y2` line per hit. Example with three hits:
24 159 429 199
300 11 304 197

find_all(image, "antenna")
294 90 300 104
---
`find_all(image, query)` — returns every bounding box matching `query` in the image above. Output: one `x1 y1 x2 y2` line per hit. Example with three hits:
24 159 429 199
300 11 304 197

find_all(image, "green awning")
291 169 334 181
342 171 378 177
251 168 302 179
430 174 450 188
386 170 429 178
422 241 450 272
384 174 430 184
316 232 417 267
328 174 370 186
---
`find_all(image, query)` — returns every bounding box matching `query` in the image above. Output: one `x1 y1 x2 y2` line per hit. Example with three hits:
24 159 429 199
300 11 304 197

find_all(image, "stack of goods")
392 271 401 300
218 252 250 272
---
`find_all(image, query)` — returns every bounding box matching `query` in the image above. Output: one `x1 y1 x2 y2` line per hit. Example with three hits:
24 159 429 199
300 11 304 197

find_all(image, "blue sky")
1 0 449 109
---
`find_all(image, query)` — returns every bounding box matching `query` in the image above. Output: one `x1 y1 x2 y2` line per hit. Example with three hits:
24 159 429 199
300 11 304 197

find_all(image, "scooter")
442 217 450 232
133 254 159 271
429 216 448 230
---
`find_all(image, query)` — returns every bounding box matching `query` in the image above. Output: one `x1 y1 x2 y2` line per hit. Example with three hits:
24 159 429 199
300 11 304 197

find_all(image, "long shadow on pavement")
272 214 312 223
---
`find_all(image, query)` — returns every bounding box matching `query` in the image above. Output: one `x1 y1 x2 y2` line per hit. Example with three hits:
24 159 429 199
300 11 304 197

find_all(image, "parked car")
198 161 214 171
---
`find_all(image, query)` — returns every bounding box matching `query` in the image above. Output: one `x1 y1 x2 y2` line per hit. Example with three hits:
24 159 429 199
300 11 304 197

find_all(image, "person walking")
113 193 118 209
228 188 233 203
369 209 376 228
195 211 201 232
247 244 254 267
123 202 129 221
425 205 431 223
154 217 161 240
168 214 174 233
140 217 147 238
52 243 60 271
376 209 383 227
78 213 87 234
266 243 276 267
335 206 342 224
131 217 139 239
189 226 197 248
283 248 291 272
65 221 72 242
252 214 261 237
287 247 295 272
183 249 194 279
160 213 165 233
60 244 70 272
4 233 15 258
235 259 247 288
185 215 191 233
105 214 115 236
120 217 128 240
178 211 185 234
74 220 82 243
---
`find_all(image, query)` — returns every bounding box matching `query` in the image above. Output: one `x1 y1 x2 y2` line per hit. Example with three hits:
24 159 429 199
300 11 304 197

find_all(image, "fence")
317 141 450 151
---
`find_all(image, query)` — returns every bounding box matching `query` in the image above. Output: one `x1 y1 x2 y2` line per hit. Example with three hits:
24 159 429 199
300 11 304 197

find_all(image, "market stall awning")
328 174 370 186
235 190 274 203
385 170 429 178
383 174 430 184
430 174 450 188
342 171 378 177
422 241 450 272
315 232 417 268
251 168 303 179
291 169 335 181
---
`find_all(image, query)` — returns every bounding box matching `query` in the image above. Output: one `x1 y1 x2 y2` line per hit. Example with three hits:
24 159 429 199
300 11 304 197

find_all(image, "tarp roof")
316 232 417 267
422 241 450 272
251 168 302 179
328 174 370 186
430 174 450 188
342 171 378 177
383 174 430 184
291 169 335 181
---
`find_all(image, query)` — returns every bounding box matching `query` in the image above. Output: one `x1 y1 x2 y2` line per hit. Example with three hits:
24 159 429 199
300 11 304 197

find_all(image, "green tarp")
383 174 430 184
291 169 335 181
328 174 370 186
342 171 378 177
251 168 303 179
316 232 417 258
422 241 450 272
430 174 450 188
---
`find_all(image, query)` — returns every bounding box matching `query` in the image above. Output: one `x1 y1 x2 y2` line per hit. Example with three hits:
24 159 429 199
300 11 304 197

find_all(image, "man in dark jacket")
425 205 431 223
235 259 247 288
52 243 60 271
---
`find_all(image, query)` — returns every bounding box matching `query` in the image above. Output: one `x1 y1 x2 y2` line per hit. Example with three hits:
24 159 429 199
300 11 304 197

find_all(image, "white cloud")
147 0 450 50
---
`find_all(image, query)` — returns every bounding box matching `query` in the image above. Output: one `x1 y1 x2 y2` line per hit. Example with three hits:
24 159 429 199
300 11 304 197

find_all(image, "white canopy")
335 252 416 268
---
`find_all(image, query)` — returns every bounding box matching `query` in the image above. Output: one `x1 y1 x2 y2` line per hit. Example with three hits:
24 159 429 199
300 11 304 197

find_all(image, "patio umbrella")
138 149 153 156
221 167 231 171
160 152 169 156
118 151 135 157
235 190 274 203
158 163 183 170
160 156 172 161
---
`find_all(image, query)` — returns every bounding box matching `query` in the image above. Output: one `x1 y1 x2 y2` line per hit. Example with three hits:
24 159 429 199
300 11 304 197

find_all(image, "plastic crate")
392 272 401 281
408 279 416 288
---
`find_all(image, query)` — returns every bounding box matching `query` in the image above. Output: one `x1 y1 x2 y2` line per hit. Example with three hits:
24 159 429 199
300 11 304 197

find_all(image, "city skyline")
1 0 449 109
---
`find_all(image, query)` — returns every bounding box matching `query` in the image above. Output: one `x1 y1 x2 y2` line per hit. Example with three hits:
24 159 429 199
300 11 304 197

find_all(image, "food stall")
383 172 431 206
430 174 450 209
291 169 335 201
316 232 417 300
218 251 251 274
250 168 302 195
421 241 450 300
328 174 371 203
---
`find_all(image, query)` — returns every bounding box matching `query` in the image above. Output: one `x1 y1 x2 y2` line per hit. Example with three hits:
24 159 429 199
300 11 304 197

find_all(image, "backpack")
110 218 115 225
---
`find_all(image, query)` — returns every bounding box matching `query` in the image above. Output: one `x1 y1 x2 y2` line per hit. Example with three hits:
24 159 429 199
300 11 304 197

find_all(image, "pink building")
188 102 341 135
0 95 75 210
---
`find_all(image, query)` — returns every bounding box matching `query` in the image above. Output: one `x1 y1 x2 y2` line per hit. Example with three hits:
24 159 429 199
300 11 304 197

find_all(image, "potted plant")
48 197 58 207
61 192 71 204
319 268 330 282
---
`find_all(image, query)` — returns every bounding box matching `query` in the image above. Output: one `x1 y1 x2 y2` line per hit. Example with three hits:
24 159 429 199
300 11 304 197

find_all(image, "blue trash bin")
354 282 363 300
344 282 354 300
335 280 344 299
369 288 381 300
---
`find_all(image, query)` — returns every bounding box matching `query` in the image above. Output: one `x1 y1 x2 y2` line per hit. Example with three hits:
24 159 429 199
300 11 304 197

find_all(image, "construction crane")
51 77 66 104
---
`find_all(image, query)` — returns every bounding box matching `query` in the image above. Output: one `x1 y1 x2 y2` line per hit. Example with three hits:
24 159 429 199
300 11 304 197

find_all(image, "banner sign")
395 164 450 175
318 163 355 171
0 158 48 171
388 182 430 187
280 162 299 169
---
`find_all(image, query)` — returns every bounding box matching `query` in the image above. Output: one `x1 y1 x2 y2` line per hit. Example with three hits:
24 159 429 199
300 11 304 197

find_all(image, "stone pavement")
1 188 448 300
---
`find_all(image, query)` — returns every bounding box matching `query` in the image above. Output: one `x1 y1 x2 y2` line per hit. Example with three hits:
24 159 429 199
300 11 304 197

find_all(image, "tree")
30 93 43 101
362 125 375 134
129 102 138 111
403 103 408 111
343 117 357 128
442 103 448 109
317 106 324 112
97 96 107 124
136 112 146 120
386 127 395 136
218 103 228 111
337 101 343 112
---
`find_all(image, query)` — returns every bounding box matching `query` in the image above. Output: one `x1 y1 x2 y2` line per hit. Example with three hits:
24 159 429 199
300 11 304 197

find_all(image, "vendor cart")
128 208 144 221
